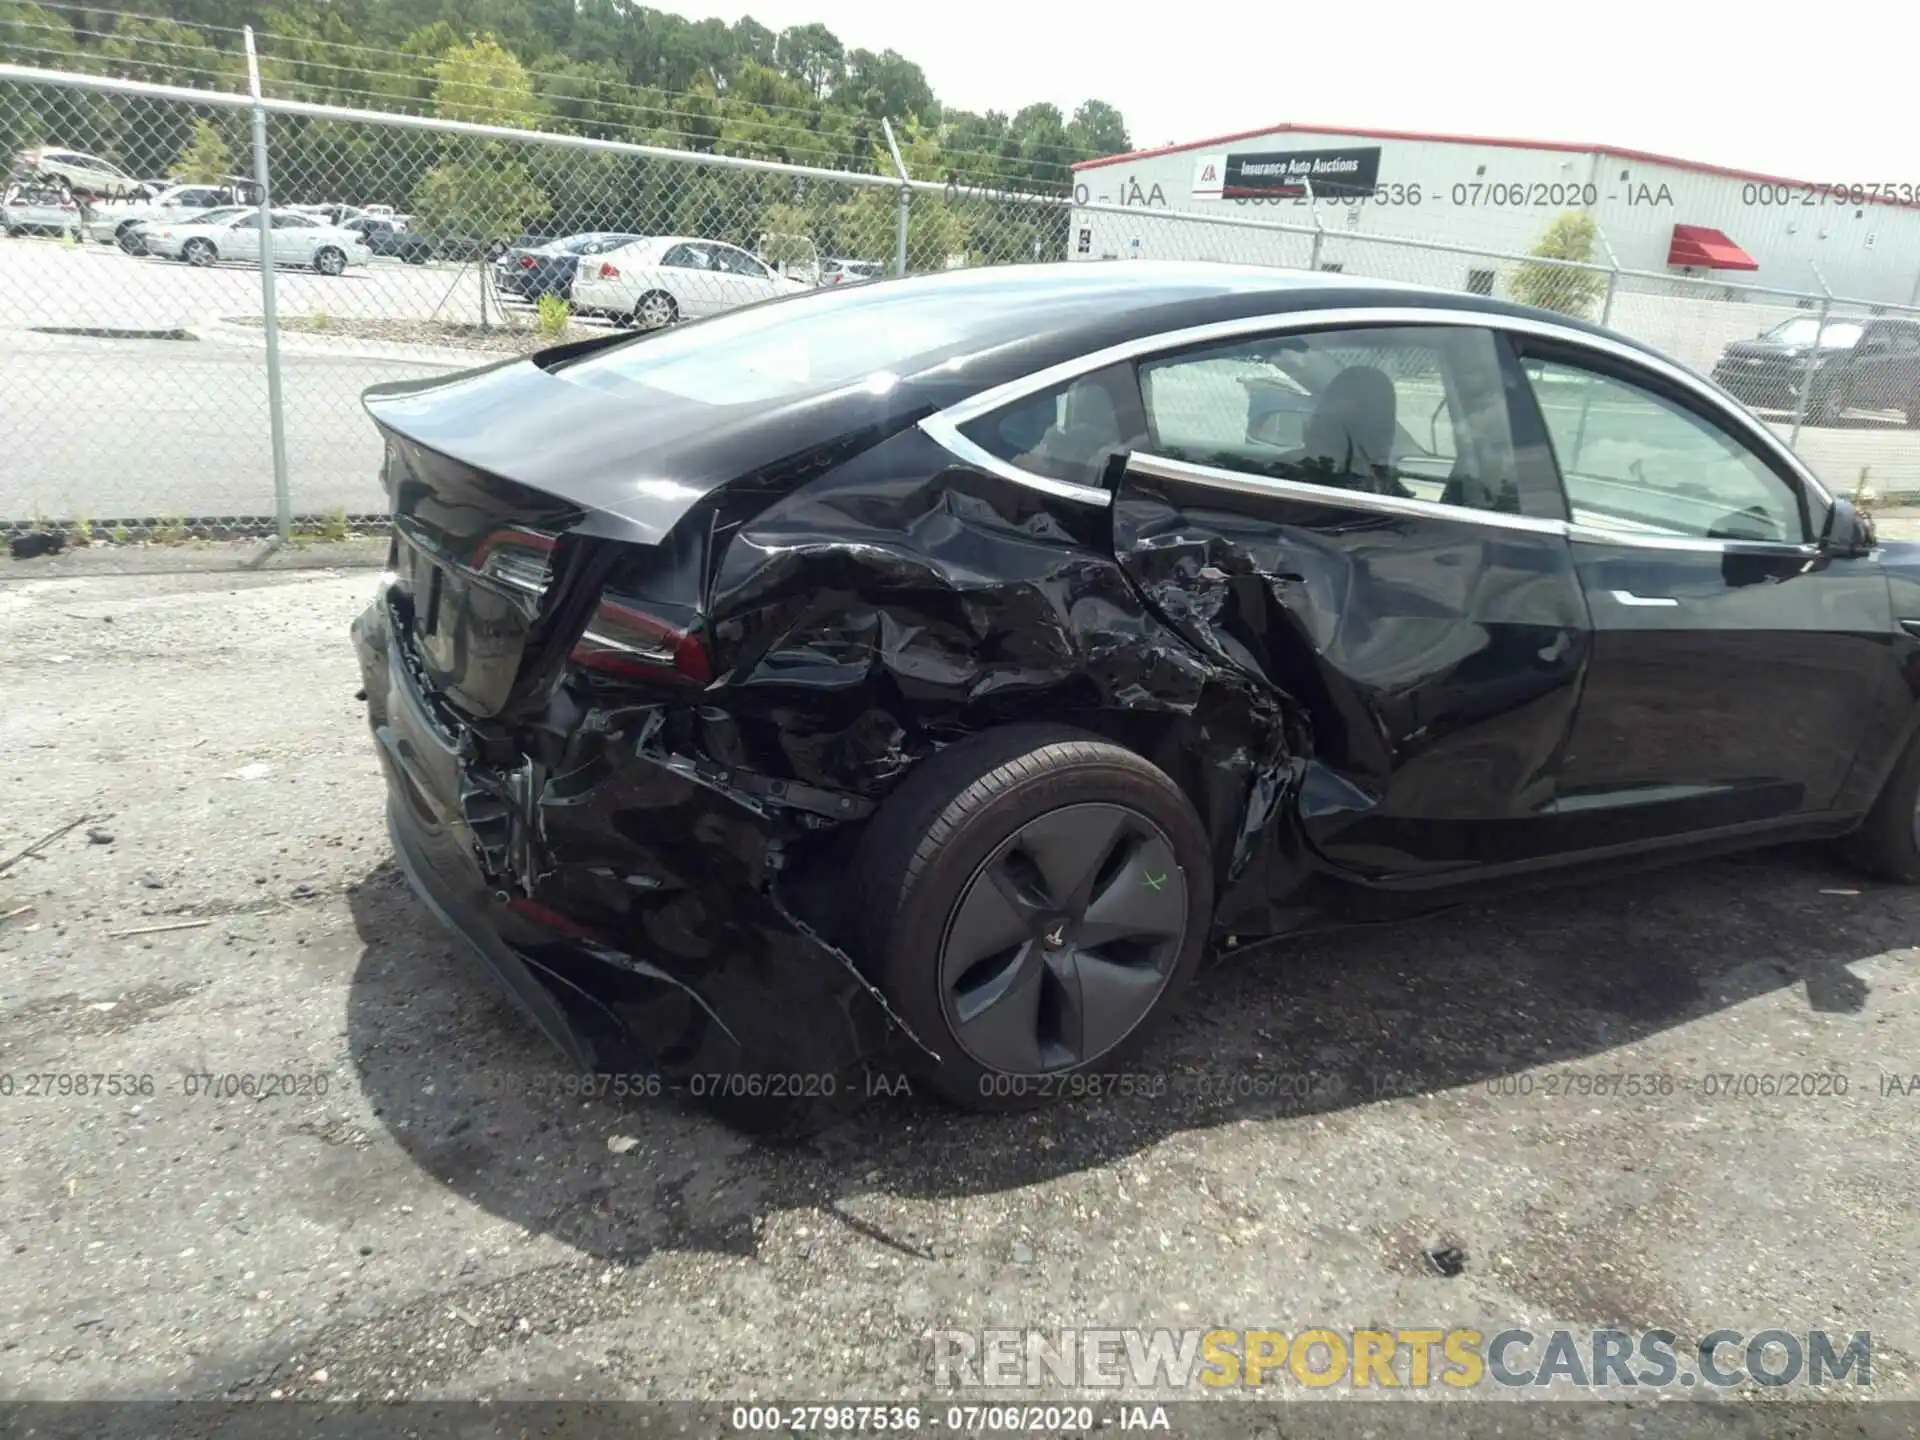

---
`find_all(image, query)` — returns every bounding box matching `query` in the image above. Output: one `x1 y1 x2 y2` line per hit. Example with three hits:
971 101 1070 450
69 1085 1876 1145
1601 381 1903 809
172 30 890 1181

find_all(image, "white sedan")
570 235 808 329
142 207 372 274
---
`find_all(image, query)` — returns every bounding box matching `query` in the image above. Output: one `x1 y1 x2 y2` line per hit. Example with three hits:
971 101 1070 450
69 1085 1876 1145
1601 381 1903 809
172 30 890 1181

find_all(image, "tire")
634 289 679 331
114 223 144 254
182 238 216 267
853 724 1214 1110
313 246 346 276
1840 724 1920 883
404 247 427 266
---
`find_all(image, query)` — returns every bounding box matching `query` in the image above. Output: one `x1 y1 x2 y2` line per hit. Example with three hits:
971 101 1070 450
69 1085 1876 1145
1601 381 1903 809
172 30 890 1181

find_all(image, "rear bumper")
350 588 902 1123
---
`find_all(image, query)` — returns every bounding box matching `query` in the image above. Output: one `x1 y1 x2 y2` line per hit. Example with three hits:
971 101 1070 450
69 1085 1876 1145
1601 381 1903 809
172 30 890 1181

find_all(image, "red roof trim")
1073 122 1918 210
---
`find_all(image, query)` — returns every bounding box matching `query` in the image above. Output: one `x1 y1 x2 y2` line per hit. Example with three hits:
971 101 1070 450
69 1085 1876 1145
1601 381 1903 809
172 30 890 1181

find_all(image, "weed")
71 516 93 546
535 292 572 341
152 514 190 544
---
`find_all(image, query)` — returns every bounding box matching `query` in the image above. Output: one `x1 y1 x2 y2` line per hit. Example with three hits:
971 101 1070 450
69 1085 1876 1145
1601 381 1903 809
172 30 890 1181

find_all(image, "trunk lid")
363 340 930 718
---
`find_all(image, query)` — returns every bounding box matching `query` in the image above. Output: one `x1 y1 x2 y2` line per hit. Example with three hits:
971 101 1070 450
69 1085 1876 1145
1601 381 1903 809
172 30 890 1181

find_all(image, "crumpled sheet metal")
372 434 1310 1116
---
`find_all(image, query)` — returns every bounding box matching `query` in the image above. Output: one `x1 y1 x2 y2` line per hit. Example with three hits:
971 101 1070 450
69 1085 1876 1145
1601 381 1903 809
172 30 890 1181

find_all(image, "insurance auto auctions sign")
1191 146 1382 199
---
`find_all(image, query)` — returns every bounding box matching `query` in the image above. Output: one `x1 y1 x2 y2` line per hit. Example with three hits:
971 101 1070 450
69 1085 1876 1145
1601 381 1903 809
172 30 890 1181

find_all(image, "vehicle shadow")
343 840 1899 1261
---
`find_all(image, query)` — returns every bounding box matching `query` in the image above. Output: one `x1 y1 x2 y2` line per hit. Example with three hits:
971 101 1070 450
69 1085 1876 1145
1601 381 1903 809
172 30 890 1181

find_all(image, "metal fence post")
243 27 291 542
1595 227 1620 327
882 118 910 277
1788 265 1834 450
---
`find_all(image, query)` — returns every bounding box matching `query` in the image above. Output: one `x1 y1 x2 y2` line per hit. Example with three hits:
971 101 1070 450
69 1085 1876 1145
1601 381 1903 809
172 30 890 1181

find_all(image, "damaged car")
352 261 1917 1130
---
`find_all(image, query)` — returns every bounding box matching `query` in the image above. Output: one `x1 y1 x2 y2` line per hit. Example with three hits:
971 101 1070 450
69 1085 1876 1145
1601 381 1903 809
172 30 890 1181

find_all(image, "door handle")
1609 590 1679 607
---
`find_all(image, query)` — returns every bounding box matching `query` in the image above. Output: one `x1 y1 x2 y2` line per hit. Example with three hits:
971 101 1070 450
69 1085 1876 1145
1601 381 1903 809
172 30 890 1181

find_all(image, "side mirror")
1820 496 1876 558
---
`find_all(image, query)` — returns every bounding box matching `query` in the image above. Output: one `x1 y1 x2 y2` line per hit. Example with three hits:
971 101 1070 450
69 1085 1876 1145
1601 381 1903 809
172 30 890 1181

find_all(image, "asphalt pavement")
0 557 1918 1428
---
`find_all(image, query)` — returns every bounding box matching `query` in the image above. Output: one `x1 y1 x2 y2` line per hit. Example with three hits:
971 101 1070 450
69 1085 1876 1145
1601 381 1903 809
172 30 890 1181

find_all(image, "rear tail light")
571 597 710 686
519 255 536 268
598 261 620 279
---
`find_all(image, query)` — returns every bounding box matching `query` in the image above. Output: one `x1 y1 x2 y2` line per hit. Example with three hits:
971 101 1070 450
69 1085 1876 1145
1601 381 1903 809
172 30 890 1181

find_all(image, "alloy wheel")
315 247 345 276
937 803 1188 1075
637 293 677 330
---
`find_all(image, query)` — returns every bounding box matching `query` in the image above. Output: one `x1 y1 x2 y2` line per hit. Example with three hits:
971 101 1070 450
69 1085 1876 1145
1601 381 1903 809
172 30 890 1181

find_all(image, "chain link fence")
5 58 1920 542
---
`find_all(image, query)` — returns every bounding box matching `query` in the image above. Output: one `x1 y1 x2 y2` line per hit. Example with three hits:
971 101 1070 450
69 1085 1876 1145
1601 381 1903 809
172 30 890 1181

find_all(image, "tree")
174 118 234 182
776 22 844 99
412 35 548 246
1068 100 1129 158
1510 210 1610 318
431 34 543 128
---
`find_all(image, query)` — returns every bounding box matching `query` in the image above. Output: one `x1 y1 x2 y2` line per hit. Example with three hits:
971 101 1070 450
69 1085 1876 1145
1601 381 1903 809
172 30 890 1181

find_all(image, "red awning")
1667 224 1759 271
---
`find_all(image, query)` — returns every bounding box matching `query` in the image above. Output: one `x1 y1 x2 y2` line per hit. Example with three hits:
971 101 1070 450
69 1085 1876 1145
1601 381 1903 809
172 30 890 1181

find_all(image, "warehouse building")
1068 124 1920 308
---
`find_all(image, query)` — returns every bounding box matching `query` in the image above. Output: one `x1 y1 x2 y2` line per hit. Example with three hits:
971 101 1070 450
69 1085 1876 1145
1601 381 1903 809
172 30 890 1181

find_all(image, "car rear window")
555 267 1231 409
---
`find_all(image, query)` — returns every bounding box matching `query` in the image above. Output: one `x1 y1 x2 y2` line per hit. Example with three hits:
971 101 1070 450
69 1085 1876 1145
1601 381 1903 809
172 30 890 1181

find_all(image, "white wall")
1069 129 1920 305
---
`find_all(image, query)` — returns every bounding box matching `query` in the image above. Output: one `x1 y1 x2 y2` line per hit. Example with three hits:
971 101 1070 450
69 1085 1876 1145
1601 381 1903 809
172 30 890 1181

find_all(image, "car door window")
717 247 772 281
1519 356 1807 543
1136 325 1527 514
662 244 711 270
271 213 315 229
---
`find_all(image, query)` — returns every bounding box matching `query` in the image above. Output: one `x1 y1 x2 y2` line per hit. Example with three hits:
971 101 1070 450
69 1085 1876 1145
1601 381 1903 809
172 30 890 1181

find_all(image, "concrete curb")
193 316 486 369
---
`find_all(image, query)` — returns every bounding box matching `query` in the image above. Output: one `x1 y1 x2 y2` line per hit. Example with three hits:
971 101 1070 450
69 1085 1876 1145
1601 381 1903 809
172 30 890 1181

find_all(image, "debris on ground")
9 532 68 560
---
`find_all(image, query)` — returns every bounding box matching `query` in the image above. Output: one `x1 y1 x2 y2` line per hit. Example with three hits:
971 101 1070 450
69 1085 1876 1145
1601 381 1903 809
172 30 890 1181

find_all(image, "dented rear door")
1109 322 1592 883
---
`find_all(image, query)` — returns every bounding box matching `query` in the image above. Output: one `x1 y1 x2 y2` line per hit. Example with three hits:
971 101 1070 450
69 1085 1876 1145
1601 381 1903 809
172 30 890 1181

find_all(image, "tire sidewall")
871 745 1213 1108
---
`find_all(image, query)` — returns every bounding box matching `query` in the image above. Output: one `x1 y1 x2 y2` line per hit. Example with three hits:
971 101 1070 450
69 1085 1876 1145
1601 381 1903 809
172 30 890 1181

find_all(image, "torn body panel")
351 423 1308 1116
1111 461 1590 884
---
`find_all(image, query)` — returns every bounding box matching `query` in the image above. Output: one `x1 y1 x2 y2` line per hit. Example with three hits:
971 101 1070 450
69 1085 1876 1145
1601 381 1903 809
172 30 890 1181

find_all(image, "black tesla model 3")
351 261 1912 1131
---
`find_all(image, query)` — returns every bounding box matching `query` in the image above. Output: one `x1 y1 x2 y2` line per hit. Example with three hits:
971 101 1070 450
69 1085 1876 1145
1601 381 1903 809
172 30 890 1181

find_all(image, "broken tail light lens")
598 261 620 279
571 596 711 686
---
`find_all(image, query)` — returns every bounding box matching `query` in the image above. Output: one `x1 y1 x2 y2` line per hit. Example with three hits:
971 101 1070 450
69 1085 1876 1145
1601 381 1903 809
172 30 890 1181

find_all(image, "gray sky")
667 0 1894 182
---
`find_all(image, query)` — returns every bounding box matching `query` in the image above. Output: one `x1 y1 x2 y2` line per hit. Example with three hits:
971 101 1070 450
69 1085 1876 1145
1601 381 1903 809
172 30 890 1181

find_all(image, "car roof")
720 260 1664 375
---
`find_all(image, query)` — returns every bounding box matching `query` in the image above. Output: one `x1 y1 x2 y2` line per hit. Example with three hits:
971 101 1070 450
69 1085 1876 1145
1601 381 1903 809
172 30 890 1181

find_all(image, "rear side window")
958 364 1145 489
1137 325 1526 514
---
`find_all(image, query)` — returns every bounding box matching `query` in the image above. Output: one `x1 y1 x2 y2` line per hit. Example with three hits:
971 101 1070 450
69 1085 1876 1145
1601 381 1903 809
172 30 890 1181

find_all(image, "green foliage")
411 150 549 243
174 118 234 183
431 34 542 128
534 292 571 339
71 516 93 546
1510 211 1610 318
152 514 189 543
10 2 1137 265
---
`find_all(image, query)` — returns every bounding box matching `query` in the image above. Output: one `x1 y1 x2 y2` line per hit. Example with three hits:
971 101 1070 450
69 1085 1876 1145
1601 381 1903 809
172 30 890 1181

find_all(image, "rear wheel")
182 237 216 267
855 725 1213 1109
634 289 678 330
114 222 144 254
1839 725 1920 883
313 246 346 276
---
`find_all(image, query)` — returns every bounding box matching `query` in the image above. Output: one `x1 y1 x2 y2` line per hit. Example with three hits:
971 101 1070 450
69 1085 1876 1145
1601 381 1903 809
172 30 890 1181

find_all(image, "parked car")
2 180 81 238
570 235 810 328
83 181 261 253
1710 315 1920 427
350 261 1910 1130
341 214 432 265
9 145 143 198
494 232 645 302
820 257 884 286
143 207 371 273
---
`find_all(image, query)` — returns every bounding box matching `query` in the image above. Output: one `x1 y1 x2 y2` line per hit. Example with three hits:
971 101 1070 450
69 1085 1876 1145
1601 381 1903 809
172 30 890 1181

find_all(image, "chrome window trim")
916 303 1836 517
919 413 1114 505
1123 451 1568 536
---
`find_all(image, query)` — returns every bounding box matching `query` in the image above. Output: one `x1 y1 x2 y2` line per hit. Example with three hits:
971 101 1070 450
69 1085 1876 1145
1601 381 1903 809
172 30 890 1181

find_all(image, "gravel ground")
3 557 1920 1434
